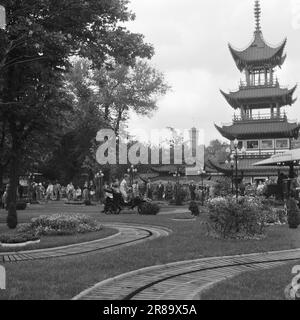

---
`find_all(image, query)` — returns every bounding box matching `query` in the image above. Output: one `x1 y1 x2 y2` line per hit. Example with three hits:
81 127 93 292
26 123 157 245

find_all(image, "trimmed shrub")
7 203 18 229
189 201 200 217
139 202 160 215
84 200 92 206
287 199 300 229
0 233 39 244
16 201 27 210
207 196 267 239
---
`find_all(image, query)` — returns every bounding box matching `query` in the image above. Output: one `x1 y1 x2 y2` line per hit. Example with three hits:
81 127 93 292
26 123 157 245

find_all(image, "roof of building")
229 32 287 72
220 85 297 109
151 165 185 174
215 120 300 140
228 1 287 71
207 158 290 176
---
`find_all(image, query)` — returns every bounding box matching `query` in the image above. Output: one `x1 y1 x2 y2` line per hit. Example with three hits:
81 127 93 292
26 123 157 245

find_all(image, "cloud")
127 0 300 145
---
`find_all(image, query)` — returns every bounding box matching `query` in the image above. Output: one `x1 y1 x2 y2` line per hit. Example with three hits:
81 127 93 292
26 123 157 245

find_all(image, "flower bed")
18 213 102 236
0 232 40 247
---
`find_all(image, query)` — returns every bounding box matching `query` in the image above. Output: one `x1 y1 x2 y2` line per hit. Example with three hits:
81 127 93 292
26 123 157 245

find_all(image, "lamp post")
173 170 182 205
127 165 138 186
95 170 104 203
198 168 206 206
225 148 234 195
226 139 246 199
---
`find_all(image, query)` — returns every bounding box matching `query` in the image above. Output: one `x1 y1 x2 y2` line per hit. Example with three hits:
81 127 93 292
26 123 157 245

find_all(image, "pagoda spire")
254 0 261 33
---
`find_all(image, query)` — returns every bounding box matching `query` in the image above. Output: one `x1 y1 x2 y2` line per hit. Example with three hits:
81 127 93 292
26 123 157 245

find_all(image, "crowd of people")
102 175 212 204
3 170 299 211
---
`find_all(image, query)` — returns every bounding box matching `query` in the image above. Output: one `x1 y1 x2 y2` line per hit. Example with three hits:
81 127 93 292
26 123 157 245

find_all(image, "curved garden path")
0 223 171 263
73 248 300 300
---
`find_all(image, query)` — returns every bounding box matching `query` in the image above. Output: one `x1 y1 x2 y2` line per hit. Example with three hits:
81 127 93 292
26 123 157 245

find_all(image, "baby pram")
103 188 148 215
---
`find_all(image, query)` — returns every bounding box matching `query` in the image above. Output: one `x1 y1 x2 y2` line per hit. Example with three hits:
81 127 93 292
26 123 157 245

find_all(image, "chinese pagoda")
211 0 300 183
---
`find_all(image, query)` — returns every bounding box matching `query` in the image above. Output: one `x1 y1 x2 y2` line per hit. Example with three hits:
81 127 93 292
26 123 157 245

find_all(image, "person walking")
66 182 75 201
132 181 140 198
46 182 54 201
120 174 130 203
158 182 165 201
189 182 196 201
146 179 153 200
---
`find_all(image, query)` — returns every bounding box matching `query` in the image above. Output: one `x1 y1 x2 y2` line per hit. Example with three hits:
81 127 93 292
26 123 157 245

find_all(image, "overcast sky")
126 0 300 145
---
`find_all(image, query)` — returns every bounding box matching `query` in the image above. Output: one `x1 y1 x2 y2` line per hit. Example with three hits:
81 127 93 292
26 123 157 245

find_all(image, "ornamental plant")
189 201 200 217
207 196 268 239
287 199 300 229
139 203 160 215
23 213 102 236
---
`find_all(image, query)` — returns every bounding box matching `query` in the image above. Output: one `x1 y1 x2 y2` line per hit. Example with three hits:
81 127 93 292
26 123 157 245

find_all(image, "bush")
84 200 92 206
287 199 300 229
16 201 27 210
139 202 160 215
207 196 267 239
0 233 39 244
213 178 232 197
189 201 200 217
25 213 102 236
7 203 18 229
264 208 287 225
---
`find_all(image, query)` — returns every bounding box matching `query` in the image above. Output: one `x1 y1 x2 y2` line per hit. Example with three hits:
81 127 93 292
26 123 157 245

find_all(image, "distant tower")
213 0 299 183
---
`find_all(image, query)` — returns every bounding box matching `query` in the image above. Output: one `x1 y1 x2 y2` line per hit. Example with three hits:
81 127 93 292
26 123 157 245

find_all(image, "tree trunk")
104 104 110 121
6 132 20 227
0 165 4 196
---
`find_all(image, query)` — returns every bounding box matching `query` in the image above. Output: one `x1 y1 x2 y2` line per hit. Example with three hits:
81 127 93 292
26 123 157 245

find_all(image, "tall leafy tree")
94 59 169 134
0 0 153 228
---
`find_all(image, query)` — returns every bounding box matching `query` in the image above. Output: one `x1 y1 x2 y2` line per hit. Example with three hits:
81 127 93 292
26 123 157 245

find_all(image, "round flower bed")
18 213 103 236
0 233 40 248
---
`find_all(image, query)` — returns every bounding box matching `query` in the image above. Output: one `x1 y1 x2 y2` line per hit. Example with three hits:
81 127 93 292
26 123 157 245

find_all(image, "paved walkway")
0 224 171 263
73 248 300 300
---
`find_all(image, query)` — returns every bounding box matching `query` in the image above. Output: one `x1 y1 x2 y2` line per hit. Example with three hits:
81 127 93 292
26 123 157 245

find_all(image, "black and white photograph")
1 0 300 306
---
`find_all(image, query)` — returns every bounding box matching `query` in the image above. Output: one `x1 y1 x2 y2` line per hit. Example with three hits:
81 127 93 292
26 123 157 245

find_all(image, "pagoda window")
261 140 274 149
247 140 259 150
276 139 289 149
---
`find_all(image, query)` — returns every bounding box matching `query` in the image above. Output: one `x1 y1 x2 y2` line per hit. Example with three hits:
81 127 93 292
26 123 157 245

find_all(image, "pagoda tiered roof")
220 85 297 110
229 32 287 72
215 119 300 140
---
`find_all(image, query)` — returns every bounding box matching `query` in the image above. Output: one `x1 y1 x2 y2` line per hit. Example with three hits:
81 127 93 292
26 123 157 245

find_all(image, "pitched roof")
215 120 300 140
220 85 297 109
229 31 287 71
208 158 290 176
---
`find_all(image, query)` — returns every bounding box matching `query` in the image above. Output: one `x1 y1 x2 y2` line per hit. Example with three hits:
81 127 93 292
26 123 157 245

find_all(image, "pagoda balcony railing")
233 113 287 123
239 79 282 90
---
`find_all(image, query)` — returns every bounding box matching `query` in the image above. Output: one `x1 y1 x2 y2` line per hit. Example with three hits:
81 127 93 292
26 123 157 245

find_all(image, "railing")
233 113 287 122
239 78 282 90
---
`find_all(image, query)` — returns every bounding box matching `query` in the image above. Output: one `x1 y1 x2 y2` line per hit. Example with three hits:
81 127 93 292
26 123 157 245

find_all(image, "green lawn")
0 202 300 299
201 261 300 300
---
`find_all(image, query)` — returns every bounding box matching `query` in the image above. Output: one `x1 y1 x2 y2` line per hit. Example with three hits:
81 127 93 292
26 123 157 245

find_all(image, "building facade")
211 0 300 184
